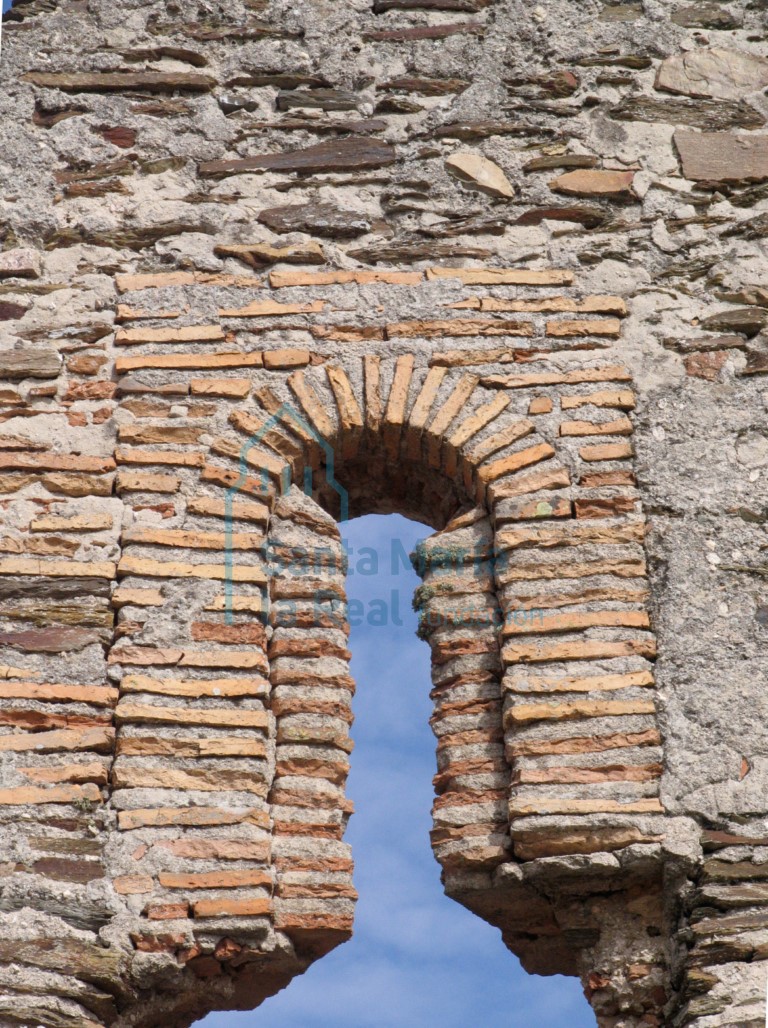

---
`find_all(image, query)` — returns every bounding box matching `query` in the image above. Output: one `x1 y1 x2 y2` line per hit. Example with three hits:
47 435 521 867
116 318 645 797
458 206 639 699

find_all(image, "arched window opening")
195 513 594 1028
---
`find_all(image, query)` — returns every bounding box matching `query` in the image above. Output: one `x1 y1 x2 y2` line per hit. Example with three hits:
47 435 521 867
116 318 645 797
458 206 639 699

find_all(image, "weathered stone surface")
444 153 515 198
0 248 41 279
550 170 636 199
200 137 397 178
0 347 60 379
610 95 765 131
656 48 768 101
258 203 370 238
214 241 325 267
23 71 216 93
676 129 768 183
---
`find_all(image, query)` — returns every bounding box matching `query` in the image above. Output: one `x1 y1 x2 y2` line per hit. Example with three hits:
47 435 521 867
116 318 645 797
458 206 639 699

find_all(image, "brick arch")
107 349 663 1022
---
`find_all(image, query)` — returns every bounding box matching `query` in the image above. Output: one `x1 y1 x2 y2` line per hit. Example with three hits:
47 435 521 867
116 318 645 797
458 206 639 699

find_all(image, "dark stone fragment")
45 221 215 251
702 829 768 848
599 2 643 21
199 137 397 178
515 207 607 229
218 93 260 114
251 117 386 135
700 307 768 337
64 179 131 199
118 45 208 68
662 334 746 354
31 857 106 883
348 240 492 264
225 72 329 90
22 71 216 93
671 4 742 29
130 98 190 118
0 577 111 600
375 95 424 114
183 19 290 41
258 203 371 238
276 89 359 112
374 0 488 8
578 55 652 69
523 155 598 173
0 347 60 379
429 120 552 140
116 377 189 397
33 101 87 129
0 938 122 985
27 836 103 856
743 340 768 376
611 96 764 131
363 21 483 40
506 71 580 97
418 213 507 237
379 76 469 95
723 211 768 237
756 606 768 628
0 627 103 653
98 126 137 148
0 301 28 321
54 160 134 185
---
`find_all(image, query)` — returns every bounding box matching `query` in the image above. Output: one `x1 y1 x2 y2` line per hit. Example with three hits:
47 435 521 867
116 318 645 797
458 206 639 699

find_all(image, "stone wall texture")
1 0 768 1025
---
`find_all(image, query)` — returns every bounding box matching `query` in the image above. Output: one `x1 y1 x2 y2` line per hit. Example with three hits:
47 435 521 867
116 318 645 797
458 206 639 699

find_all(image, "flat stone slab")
675 129 768 182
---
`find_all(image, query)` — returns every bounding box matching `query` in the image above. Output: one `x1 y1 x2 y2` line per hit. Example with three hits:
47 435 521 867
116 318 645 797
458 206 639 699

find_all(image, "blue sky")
199 514 595 1028
1 1 10 14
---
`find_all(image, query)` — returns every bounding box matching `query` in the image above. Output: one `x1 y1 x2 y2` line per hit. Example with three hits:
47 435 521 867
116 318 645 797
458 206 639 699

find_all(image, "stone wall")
1 0 768 1025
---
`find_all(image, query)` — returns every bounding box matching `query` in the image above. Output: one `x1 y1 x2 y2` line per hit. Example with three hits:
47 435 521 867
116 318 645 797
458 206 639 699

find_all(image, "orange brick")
118 807 269 831
159 870 271 890
269 269 421 288
502 639 657 665
561 389 636 410
383 354 415 460
580 441 634 462
145 902 191 920
114 875 154 895
116 272 259 292
0 783 101 806
0 682 118 705
115 448 204 468
116 472 180 494
388 318 533 338
0 727 114 754
20 762 109 785
117 555 267 584
477 442 555 486
483 366 632 389
0 454 115 474
156 839 271 861
528 397 553 415
192 897 272 918
560 417 633 437
114 702 268 729
219 300 324 318
425 267 574 286
546 318 622 338
115 352 264 373
189 378 251 399
115 325 225 346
